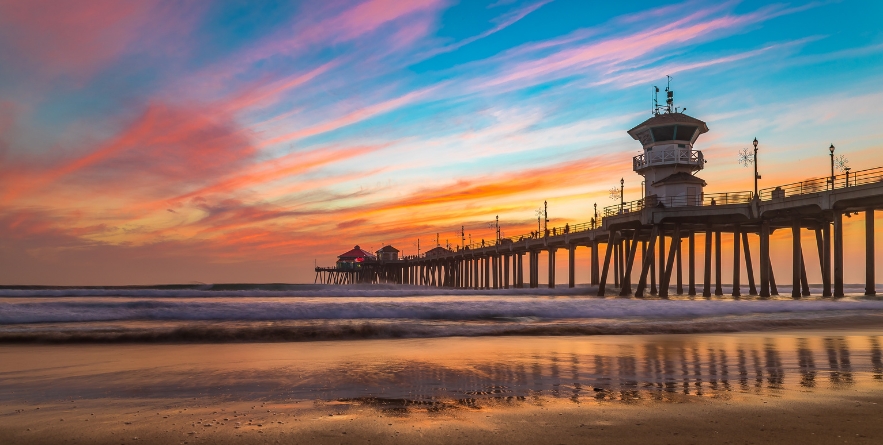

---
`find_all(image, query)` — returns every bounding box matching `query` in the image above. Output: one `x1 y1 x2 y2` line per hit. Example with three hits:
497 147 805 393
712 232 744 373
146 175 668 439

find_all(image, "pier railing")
633 147 704 172
408 166 883 257
602 191 753 217
758 165 883 200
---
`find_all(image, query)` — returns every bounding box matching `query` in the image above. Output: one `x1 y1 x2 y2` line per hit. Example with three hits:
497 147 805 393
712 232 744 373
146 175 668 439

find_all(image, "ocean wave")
2 312 880 343
3 296 883 324
0 283 878 298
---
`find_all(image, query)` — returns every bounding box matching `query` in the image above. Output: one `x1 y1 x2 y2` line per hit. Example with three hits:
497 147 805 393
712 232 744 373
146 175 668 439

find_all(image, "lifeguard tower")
628 79 708 207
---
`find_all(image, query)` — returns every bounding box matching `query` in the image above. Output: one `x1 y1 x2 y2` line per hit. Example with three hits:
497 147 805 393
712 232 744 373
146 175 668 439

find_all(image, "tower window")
651 125 676 141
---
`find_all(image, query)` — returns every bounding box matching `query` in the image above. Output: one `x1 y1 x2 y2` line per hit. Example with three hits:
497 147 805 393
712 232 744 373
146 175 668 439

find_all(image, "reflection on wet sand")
344 334 883 409
1 332 883 413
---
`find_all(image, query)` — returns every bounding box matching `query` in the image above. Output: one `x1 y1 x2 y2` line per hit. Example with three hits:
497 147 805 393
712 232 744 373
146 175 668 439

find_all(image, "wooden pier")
317 103 882 297
317 165 883 297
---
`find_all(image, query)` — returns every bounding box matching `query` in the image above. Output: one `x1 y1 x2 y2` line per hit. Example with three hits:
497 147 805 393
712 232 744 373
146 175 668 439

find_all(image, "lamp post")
544 200 548 233
752 138 759 197
829 144 835 190
620 178 625 213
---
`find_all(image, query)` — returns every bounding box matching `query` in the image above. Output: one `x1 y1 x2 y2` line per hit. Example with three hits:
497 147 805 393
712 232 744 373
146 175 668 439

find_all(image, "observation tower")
628 81 708 207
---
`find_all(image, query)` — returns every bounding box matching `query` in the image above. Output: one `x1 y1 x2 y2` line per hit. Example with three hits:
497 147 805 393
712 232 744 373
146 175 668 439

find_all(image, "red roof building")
336 245 376 269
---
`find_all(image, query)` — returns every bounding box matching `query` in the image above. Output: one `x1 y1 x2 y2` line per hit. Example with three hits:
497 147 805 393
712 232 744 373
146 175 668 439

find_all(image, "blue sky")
0 0 881 284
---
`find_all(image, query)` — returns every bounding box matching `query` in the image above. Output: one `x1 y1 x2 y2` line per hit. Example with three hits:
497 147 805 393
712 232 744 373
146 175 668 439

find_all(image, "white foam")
3 293 883 324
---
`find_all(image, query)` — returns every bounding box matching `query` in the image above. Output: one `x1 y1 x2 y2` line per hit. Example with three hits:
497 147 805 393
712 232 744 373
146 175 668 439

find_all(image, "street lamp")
752 138 759 197
829 144 835 190
620 178 625 213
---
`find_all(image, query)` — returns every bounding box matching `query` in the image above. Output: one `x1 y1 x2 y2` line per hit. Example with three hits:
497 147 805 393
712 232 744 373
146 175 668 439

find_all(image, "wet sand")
2 329 883 444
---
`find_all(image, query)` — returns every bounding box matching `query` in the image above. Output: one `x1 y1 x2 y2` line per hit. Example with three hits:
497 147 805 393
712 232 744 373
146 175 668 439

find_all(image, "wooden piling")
792 218 802 299
597 233 616 296
635 225 660 298
867 209 876 296
733 224 741 297
704 225 712 298
660 224 681 299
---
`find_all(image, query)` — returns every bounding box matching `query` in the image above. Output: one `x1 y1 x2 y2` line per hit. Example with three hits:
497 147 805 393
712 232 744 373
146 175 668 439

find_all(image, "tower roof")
338 245 376 260
628 112 709 148
651 172 707 186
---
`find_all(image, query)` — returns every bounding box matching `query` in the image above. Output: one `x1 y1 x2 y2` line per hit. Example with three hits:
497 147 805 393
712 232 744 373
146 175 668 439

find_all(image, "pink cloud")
481 7 763 91
1 101 257 202
258 85 439 148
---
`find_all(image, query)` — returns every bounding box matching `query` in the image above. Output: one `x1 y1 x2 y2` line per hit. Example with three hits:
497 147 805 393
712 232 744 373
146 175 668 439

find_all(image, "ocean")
2 283 882 343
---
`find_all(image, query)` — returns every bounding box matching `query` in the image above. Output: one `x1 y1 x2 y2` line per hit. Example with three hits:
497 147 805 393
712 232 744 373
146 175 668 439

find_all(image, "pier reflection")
4 333 883 410
329 335 883 410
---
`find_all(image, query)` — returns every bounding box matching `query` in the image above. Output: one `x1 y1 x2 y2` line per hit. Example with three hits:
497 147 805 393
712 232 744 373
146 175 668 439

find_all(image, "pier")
316 94 883 298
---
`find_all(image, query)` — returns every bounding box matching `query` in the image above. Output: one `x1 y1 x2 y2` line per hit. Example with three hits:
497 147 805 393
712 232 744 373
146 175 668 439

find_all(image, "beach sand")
2 330 883 444
3 389 882 444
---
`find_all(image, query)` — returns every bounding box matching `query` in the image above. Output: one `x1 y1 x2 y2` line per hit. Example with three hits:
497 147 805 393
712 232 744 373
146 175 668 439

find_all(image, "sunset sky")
1 0 882 285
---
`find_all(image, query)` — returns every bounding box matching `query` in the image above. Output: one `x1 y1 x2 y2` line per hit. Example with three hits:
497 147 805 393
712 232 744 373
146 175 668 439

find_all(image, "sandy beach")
3 329 883 444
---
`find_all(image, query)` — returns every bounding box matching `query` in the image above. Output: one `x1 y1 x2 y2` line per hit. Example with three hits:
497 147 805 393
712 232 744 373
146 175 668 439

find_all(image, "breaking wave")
4 295 883 324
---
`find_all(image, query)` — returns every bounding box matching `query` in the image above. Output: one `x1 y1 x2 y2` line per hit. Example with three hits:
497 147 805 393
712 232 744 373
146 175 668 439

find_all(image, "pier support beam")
760 221 770 298
715 230 723 296
688 232 696 296
620 230 640 297
792 218 802 299
484 256 490 290
676 234 683 295
548 248 557 289
597 233 616 296
504 254 510 289
818 227 831 297
704 224 712 298
660 224 681 299
591 239 599 285
650 239 657 295
568 245 576 288
635 225 660 298
769 243 779 295
517 253 524 288
834 212 844 297
658 230 666 294
623 236 632 291
733 224 741 297
742 232 757 295
491 255 500 289
867 209 876 296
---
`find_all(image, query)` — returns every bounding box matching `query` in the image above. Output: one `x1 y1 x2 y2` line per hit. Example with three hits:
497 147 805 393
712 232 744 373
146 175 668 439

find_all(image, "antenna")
461 225 465 249
665 75 674 113
652 86 660 116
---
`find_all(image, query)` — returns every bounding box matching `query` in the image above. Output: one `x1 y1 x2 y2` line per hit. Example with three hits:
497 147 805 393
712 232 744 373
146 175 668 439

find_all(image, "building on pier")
424 246 452 259
375 245 400 261
628 112 708 207
335 245 376 270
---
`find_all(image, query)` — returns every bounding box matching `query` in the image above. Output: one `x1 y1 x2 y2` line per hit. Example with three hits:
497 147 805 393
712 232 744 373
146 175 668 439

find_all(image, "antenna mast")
652 75 684 115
